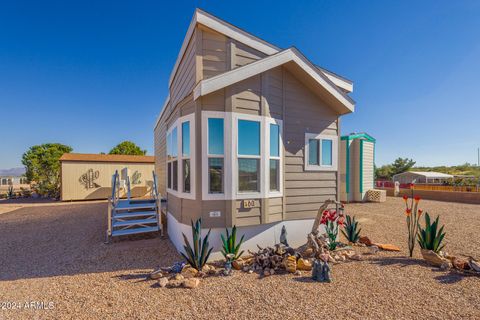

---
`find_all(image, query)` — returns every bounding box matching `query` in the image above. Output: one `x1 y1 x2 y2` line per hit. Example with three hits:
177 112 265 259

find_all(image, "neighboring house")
393 171 454 185
154 9 355 255
59 153 155 201
0 167 28 188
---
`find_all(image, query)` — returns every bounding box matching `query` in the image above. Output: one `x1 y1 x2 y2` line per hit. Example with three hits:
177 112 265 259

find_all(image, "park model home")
154 9 355 255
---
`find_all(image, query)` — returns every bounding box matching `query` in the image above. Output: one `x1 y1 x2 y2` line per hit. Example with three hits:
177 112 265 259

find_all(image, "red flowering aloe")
403 188 423 257
320 207 345 250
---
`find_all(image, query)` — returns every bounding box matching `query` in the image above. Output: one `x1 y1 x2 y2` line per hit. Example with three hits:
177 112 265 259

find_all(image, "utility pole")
478 147 480 167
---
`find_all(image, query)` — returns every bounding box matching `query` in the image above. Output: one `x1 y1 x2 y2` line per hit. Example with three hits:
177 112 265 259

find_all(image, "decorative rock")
327 254 337 263
167 280 183 288
376 243 401 252
349 253 363 261
297 258 312 271
368 245 379 255
263 269 271 277
453 258 470 270
421 249 448 267
269 268 275 275
469 258 480 272
232 259 244 270
158 277 169 288
183 278 201 289
312 259 332 282
207 268 217 275
174 274 184 281
284 256 297 273
294 270 302 276
440 261 452 271
182 266 198 278
195 271 207 278
248 269 253 274
359 236 373 246
202 265 211 273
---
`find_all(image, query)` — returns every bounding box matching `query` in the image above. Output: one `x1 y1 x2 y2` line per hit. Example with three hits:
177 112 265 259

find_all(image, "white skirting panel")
167 212 317 261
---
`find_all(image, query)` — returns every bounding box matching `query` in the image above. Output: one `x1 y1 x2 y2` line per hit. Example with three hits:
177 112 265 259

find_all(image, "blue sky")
1 0 479 168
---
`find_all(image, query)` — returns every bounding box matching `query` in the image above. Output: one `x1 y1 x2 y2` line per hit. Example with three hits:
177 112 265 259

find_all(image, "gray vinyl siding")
283 70 339 220
170 30 197 109
202 29 227 79
235 199 262 226
265 67 284 119
231 75 261 115
233 41 266 68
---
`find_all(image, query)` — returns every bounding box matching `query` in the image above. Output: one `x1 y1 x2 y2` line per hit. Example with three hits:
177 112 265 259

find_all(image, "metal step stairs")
106 170 163 243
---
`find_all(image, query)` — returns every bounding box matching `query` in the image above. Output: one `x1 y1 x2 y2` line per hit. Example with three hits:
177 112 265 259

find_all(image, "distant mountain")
0 167 26 177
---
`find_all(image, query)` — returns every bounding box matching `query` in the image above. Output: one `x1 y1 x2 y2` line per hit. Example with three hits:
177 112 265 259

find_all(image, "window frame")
237 118 261 194
304 133 338 171
166 113 196 199
267 120 283 196
202 111 231 200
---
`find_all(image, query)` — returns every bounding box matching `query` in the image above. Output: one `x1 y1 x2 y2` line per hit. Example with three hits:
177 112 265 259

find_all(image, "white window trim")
201 111 283 200
304 133 338 171
166 113 196 200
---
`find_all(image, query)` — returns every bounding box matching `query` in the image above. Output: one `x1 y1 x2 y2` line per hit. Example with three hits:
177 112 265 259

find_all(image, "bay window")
305 133 338 171
201 111 283 200
166 113 196 199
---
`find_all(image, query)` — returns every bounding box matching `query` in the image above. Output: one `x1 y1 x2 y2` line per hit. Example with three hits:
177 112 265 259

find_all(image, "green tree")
21 143 73 198
390 157 416 176
375 164 393 180
108 141 147 156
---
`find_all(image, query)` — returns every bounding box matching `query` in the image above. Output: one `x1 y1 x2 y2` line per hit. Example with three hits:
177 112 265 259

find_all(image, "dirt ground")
0 197 479 319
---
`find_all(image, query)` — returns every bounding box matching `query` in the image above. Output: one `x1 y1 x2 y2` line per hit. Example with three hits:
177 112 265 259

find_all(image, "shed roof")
59 153 154 163
394 171 454 179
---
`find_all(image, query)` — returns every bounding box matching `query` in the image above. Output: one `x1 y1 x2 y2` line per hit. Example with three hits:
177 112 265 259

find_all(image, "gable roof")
59 153 154 163
193 47 355 114
169 8 353 93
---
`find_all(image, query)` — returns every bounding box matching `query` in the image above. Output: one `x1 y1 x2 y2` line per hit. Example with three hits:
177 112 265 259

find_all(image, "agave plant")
180 219 213 271
417 212 446 253
341 215 361 243
220 225 245 260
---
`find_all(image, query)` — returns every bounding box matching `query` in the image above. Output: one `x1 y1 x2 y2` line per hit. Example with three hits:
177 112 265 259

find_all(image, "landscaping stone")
297 258 312 271
232 259 244 270
284 256 296 273
376 243 401 252
158 277 169 288
359 236 373 246
174 274 185 281
421 249 448 267
183 278 201 289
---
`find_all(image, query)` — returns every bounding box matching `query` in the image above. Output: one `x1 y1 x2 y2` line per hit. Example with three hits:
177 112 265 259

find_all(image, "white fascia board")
317 67 353 93
167 9 353 94
194 48 354 113
154 94 170 130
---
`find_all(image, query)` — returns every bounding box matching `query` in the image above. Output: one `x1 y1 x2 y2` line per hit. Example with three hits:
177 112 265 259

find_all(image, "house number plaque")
243 200 255 208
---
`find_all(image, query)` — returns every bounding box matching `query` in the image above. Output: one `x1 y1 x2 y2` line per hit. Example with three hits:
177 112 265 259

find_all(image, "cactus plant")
180 218 213 271
220 225 245 260
341 215 361 243
417 212 446 253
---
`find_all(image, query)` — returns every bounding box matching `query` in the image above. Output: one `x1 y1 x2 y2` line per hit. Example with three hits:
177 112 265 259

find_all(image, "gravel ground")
0 197 479 319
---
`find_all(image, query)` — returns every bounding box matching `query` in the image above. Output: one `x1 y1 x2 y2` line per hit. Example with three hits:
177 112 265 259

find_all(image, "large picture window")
238 119 260 192
305 133 338 171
